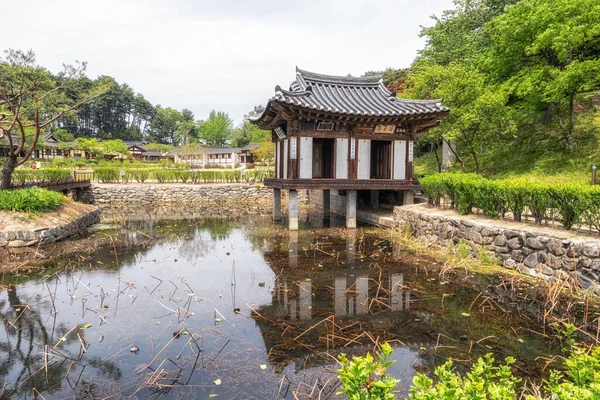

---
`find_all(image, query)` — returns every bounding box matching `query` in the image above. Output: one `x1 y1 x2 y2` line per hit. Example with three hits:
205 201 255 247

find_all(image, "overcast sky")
5 0 454 124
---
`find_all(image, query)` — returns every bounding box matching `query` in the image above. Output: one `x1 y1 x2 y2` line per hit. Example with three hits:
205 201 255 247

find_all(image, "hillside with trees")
370 0 600 182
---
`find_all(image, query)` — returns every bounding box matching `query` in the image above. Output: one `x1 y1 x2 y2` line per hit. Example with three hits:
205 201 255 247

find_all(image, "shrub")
95 167 120 183
420 173 600 229
152 169 172 183
337 342 398 400
129 169 151 183
0 188 67 213
409 354 520 400
12 168 72 185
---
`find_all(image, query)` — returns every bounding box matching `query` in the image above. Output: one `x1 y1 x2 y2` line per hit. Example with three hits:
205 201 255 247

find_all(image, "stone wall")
394 204 600 294
91 184 273 205
0 209 100 247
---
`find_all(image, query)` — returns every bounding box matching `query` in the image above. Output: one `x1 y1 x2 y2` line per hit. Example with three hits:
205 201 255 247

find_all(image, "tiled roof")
250 67 448 128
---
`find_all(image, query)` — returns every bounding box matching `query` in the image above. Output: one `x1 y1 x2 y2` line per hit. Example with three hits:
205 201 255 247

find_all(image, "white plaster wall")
283 139 289 179
299 137 313 179
275 142 281 179
357 139 370 179
335 138 348 179
393 140 406 180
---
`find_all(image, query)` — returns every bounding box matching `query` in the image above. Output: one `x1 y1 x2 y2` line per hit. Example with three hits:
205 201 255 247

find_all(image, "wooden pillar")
403 190 414 205
323 190 330 219
273 188 282 221
370 190 379 208
289 189 299 230
346 190 357 229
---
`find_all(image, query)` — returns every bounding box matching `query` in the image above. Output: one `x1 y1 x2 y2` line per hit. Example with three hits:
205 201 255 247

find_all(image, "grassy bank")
0 188 67 213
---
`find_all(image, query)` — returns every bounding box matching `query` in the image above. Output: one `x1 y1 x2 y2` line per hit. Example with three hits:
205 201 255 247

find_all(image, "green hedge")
12 168 72 185
92 168 274 184
0 188 67 213
420 173 600 230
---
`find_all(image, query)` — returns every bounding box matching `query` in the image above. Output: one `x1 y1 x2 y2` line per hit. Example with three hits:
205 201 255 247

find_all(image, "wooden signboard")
374 125 395 134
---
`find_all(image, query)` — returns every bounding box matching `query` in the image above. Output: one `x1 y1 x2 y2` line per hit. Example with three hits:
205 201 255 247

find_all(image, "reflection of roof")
250 67 449 129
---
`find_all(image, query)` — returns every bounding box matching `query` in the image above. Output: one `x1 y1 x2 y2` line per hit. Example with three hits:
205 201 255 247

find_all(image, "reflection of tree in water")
0 285 122 398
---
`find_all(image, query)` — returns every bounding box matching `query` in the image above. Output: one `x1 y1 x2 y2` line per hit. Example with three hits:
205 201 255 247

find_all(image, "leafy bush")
152 169 172 183
95 167 120 183
12 168 72 184
337 342 398 400
408 324 600 400
421 173 600 229
410 354 520 399
0 188 67 212
129 169 151 183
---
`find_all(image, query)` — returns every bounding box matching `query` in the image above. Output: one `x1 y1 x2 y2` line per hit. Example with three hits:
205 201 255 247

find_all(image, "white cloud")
5 0 454 124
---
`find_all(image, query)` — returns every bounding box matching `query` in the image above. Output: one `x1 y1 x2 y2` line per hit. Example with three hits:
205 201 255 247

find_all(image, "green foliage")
409 354 520 400
456 239 471 259
95 167 120 183
198 110 233 146
52 129 75 143
408 324 600 400
12 168 72 184
337 343 399 400
0 188 66 213
421 173 600 229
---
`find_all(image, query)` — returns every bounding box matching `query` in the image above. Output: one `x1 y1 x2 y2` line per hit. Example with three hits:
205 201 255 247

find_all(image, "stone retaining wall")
91 184 273 205
0 209 100 247
394 204 600 294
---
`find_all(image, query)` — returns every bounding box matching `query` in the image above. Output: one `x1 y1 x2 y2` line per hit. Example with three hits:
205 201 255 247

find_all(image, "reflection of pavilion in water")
274 273 411 321
272 229 411 321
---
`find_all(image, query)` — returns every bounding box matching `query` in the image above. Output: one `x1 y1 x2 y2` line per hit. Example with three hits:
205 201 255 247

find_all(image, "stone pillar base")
289 189 299 230
346 190 357 229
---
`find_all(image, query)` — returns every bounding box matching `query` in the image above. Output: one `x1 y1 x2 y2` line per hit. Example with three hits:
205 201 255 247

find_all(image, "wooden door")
373 142 392 179
313 141 324 178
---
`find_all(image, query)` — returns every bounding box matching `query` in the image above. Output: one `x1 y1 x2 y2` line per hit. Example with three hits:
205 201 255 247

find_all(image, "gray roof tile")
250 68 448 127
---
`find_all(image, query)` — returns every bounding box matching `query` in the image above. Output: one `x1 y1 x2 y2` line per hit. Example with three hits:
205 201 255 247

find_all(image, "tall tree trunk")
432 142 442 173
567 93 575 150
470 149 480 174
0 156 17 190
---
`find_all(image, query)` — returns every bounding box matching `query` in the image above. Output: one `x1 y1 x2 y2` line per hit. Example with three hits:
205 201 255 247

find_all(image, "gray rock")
525 238 545 250
524 253 539 268
547 239 566 256
494 235 507 246
507 237 523 250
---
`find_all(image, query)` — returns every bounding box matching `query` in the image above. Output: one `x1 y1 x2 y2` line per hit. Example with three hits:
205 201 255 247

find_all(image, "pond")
0 211 563 399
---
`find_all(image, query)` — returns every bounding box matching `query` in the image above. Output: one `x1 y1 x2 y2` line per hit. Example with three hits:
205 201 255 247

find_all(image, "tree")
52 128 75 142
485 0 600 150
406 63 516 173
230 110 271 148
198 110 233 146
415 0 519 68
148 106 181 144
0 49 107 189
175 108 196 145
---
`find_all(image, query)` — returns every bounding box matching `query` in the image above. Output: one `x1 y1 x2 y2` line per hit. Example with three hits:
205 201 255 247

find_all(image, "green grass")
0 188 68 213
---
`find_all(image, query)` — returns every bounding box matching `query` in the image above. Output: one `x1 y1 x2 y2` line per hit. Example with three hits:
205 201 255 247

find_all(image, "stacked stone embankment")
91 184 273 205
395 204 600 293
0 209 100 247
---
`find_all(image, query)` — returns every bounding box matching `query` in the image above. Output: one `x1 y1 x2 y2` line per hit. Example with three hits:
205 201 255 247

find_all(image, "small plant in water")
337 342 399 400
456 239 471 259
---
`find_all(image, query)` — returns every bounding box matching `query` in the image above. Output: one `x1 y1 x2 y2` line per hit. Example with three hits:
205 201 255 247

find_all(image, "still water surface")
0 215 557 399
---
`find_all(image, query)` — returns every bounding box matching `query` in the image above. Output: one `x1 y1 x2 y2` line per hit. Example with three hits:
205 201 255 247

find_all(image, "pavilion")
250 68 449 229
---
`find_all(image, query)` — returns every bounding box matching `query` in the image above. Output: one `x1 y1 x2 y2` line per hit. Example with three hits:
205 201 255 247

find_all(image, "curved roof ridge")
393 97 444 105
274 85 312 98
296 67 382 85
